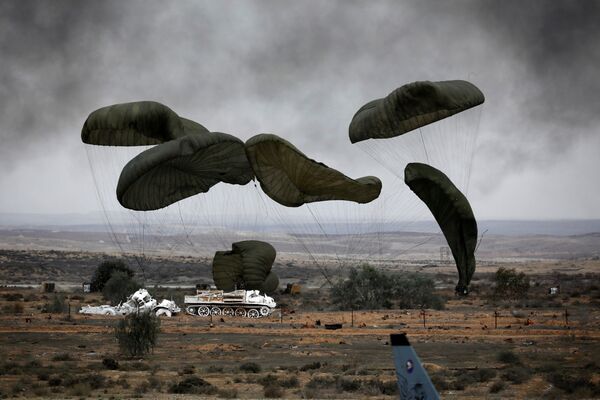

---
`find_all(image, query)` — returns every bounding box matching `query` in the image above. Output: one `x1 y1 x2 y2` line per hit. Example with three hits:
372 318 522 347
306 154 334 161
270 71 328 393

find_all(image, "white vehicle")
184 289 276 318
79 288 180 317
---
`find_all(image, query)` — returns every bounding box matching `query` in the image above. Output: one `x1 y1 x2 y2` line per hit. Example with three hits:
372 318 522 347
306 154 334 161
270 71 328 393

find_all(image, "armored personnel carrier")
184 289 276 318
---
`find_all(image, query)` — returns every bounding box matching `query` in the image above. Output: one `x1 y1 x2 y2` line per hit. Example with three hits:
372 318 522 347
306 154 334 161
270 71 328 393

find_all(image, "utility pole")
420 309 426 329
565 308 569 326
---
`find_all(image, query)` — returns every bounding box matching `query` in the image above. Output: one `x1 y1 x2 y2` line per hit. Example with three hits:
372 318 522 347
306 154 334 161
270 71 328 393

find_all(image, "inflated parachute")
349 80 484 143
212 241 279 294
82 101 209 146
404 163 477 295
117 133 254 211
245 134 382 207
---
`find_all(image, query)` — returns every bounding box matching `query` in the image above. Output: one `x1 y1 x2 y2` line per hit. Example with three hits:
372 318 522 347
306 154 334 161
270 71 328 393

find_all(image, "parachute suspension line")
306 203 346 270
475 229 488 253
85 148 126 256
465 107 483 195
177 202 197 250
419 129 430 163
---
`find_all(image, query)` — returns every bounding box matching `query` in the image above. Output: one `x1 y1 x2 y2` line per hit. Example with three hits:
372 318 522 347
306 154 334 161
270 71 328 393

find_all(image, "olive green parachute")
81 101 209 146
117 132 254 210
349 80 484 144
212 240 279 294
404 163 477 294
245 134 382 207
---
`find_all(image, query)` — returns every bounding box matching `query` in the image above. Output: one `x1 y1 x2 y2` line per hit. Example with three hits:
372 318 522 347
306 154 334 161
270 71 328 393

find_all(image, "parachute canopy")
349 80 484 144
245 134 382 207
212 240 279 294
404 162 477 294
117 132 254 211
82 101 209 146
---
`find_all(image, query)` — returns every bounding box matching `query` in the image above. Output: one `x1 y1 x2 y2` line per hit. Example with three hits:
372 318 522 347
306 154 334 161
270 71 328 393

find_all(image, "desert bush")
102 358 119 370
280 375 300 387
502 366 531 384
361 378 398 396
493 267 530 299
85 373 107 389
3 293 23 301
52 353 72 362
37 372 50 381
47 376 62 386
430 374 450 391
218 387 238 398
90 259 134 292
475 368 497 382
337 378 361 392
206 365 224 373
102 270 140 305
116 377 130 388
306 375 336 389
169 376 216 395
300 361 322 371
239 362 261 373
489 381 506 393
263 384 285 398
497 350 521 364
331 264 444 310
69 382 91 397
3 302 24 314
134 381 150 397
115 312 160 357
547 370 598 394
147 375 162 390
181 365 195 375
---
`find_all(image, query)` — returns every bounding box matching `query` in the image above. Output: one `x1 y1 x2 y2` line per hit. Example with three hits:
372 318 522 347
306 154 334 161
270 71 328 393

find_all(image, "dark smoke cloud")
0 0 598 202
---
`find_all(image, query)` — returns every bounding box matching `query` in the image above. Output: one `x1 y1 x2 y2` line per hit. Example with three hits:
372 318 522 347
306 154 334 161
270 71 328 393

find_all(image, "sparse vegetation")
90 259 134 292
331 264 445 310
240 362 261 373
493 267 530 299
169 376 216 395
115 312 161 357
102 270 140 305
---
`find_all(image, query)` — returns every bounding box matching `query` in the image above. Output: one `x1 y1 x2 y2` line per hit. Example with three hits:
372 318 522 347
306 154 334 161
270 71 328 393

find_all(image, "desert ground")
0 228 599 399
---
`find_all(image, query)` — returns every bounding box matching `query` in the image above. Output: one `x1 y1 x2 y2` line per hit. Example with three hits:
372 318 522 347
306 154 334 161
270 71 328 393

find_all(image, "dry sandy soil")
0 229 599 399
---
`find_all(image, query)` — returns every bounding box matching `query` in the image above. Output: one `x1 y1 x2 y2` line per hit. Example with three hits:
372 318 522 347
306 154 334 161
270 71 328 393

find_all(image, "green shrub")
493 267 530 299
300 361 321 371
240 362 261 373
497 350 521 364
169 376 216 395
102 270 140 305
489 381 506 393
218 388 238 398
475 368 497 382
263 384 284 398
337 378 361 392
502 366 531 384
332 265 445 310
115 312 160 357
52 353 72 362
90 259 134 292
102 358 119 370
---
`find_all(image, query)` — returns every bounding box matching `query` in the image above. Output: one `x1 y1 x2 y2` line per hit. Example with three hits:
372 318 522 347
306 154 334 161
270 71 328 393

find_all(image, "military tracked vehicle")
184 289 276 318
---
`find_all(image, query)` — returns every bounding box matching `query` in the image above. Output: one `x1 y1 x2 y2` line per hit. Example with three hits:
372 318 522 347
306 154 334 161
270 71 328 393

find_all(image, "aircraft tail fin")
390 333 440 400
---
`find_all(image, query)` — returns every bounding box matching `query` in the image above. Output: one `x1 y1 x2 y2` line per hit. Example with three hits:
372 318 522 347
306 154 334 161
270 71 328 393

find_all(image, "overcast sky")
1 0 599 220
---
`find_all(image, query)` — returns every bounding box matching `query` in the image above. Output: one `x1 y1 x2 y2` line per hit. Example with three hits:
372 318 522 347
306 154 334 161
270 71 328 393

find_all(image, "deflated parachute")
404 163 477 295
349 80 484 144
117 132 254 211
212 240 279 294
245 134 382 207
82 101 209 146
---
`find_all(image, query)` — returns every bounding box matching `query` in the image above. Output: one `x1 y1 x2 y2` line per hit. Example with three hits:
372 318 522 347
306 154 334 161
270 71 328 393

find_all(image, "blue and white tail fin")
390 333 440 400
